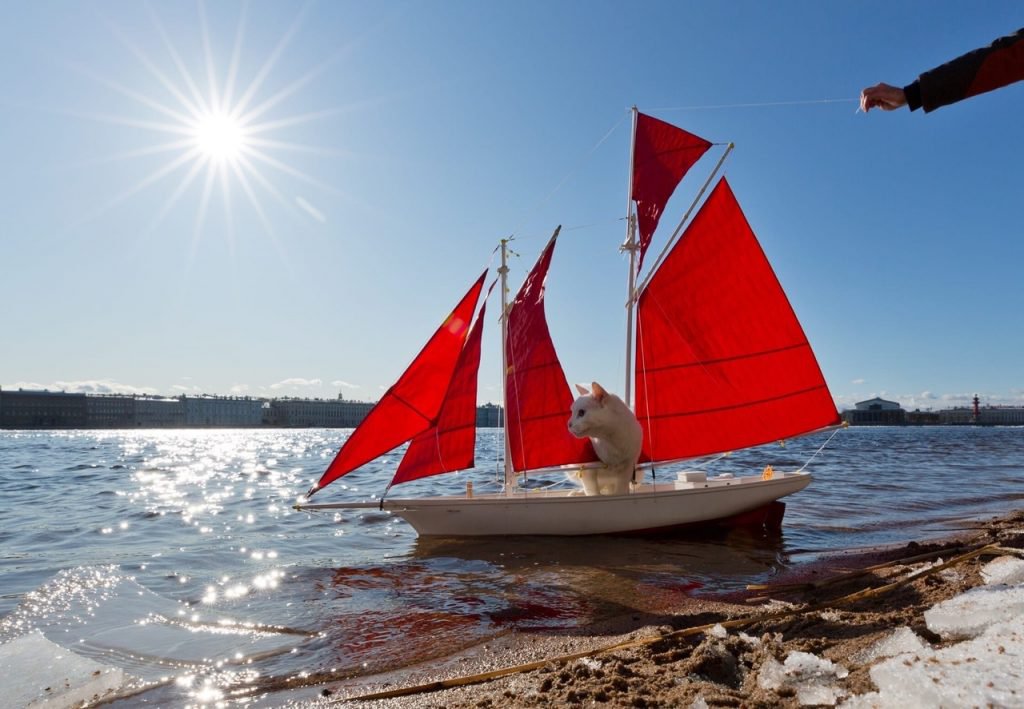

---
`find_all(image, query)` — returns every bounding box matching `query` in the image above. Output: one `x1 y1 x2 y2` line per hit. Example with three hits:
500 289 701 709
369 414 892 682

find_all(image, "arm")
910 27 1024 112
861 28 1024 113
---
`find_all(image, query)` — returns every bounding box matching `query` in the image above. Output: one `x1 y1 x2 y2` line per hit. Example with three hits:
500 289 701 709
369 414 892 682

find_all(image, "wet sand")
287 510 1024 708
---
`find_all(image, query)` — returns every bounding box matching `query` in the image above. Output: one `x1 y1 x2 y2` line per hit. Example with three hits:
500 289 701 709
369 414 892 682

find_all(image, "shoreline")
288 509 1024 707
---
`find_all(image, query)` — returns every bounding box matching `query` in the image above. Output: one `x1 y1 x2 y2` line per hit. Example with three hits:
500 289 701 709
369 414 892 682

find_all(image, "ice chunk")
759 651 849 706
690 697 709 709
924 584 1024 639
863 616 1024 708
758 655 787 691
577 657 602 672
1 567 303 682
0 631 127 708
852 627 931 664
738 631 761 647
981 556 1024 586
840 691 884 708
797 683 849 707
708 623 728 639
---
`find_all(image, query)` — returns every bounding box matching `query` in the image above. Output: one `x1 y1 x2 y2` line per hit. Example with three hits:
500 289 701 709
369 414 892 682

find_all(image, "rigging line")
511 217 623 248
508 110 629 238
562 216 624 232
796 425 845 473
647 98 858 112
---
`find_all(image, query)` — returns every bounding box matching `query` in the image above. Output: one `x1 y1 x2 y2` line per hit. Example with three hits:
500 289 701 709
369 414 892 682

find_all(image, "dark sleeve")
905 28 1024 112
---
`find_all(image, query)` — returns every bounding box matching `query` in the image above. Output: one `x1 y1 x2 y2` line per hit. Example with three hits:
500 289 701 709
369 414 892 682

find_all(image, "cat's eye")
576 410 585 417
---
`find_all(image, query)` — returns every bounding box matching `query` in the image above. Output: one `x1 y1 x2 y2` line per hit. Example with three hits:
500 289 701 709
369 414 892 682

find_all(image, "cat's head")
568 381 613 438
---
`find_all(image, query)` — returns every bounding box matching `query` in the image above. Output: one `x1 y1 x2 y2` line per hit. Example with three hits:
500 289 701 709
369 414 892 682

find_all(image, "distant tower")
973 394 980 423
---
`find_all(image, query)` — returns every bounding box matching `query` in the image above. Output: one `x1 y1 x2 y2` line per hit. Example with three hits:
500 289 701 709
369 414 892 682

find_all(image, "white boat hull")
297 471 811 537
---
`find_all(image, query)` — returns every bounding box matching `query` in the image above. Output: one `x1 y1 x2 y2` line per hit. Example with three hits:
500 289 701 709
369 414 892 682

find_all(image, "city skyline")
2 2 1022 413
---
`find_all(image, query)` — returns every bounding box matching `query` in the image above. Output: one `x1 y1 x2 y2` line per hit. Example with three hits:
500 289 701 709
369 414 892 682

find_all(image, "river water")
0 426 1022 705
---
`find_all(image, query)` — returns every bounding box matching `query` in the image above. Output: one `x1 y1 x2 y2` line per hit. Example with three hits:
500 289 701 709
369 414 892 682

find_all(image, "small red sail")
635 178 839 462
632 112 712 270
505 230 597 472
308 272 487 496
391 299 488 486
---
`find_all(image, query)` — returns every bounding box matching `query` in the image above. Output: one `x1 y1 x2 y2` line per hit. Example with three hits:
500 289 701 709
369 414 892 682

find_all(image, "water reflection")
0 426 1021 704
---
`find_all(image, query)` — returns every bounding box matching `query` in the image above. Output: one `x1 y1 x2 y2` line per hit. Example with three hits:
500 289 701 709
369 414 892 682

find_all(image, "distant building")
476 403 504 428
85 394 135 428
842 397 906 426
0 387 507 430
979 407 1024 425
0 389 88 428
181 396 263 427
940 406 1024 426
268 398 374 427
135 397 185 427
938 407 975 425
906 409 941 426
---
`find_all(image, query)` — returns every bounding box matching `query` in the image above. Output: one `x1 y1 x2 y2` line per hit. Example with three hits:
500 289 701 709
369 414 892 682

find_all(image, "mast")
499 238 514 493
622 106 639 409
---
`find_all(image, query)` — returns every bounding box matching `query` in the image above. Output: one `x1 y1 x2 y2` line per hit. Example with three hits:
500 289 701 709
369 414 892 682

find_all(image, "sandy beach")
295 510 1024 708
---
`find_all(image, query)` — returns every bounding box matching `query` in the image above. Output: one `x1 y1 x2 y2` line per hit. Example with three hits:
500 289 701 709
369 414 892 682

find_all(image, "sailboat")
295 109 841 536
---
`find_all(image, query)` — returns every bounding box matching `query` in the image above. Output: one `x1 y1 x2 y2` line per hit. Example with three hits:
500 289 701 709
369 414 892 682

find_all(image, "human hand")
860 83 907 112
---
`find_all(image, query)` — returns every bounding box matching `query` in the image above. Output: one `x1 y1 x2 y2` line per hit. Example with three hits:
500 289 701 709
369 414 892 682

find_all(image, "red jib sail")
632 112 712 270
635 178 839 462
308 272 487 496
505 230 597 472
391 299 488 486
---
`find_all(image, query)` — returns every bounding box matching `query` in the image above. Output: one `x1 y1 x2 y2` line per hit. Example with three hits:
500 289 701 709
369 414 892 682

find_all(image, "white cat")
567 382 643 496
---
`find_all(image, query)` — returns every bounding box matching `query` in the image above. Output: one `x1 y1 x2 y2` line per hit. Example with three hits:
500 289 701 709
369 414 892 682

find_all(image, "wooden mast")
499 238 514 492
622 106 639 409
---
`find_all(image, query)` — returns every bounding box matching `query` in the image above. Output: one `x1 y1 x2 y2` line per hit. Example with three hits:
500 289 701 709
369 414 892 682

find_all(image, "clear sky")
1 1 1021 412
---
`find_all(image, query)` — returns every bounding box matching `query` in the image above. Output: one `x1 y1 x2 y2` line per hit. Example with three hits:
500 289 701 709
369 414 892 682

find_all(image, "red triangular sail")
635 179 839 462
308 272 487 495
632 112 712 270
505 231 597 472
391 299 488 486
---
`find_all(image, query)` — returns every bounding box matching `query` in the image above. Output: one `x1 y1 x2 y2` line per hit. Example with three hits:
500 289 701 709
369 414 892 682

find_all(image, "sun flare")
79 2 341 239
192 111 247 163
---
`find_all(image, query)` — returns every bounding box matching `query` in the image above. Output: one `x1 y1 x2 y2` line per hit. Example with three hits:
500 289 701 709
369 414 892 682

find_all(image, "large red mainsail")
308 272 487 496
631 112 712 270
505 230 597 472
391 299 488 486
635 178 839 462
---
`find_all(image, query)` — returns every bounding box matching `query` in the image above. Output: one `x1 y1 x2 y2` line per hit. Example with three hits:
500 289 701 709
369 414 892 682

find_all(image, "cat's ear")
575 383 590 396
591 382 607 403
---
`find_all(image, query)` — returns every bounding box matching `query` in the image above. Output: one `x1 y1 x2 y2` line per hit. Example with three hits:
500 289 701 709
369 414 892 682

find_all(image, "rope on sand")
333 543 1002 703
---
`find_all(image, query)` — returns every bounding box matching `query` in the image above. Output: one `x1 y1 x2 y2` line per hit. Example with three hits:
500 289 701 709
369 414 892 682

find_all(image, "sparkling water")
0 426 1020 704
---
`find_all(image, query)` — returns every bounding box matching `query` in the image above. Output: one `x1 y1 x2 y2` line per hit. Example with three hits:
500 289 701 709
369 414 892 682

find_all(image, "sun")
192 111 247 163
77 2 344 239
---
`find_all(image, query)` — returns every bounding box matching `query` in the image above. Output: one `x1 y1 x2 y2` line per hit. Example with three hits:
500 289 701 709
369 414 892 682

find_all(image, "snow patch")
852 627 930 664
0 631 128 708
708 623 728 639
759 651 849 706
981 556 1024 586
851 616 1024 708
924 583 1024 639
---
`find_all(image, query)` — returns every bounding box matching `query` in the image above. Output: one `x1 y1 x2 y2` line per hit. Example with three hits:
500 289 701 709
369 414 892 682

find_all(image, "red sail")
505 231 597 472
391 299 488 486
308 272 487 496
632 112 712 270
635 179 839 462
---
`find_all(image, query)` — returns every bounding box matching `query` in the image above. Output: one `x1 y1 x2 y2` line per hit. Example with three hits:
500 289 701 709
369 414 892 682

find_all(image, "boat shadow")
408 527 793 635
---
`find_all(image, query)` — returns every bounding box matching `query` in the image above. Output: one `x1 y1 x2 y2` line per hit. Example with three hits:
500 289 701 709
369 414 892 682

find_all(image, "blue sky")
1 1 1021 412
